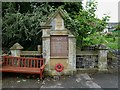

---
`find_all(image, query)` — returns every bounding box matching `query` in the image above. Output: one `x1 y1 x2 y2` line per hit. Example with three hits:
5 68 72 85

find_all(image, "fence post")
98 44 108 72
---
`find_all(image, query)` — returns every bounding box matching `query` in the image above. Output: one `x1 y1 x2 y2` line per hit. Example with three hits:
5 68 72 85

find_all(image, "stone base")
98 69 108 73
77 68 98 74
44 69 76 76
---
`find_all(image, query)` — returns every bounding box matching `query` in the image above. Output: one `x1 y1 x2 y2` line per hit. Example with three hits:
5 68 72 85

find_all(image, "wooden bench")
0 56 45 79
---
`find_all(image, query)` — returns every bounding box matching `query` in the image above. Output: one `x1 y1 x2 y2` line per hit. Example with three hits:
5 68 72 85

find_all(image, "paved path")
90 73 118 88
1 72 118 88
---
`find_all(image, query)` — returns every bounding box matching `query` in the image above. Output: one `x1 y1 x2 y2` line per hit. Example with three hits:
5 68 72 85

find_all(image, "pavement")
1 72 118 89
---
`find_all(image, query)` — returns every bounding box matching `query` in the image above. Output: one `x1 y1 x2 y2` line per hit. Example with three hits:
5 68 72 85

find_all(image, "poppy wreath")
55 63 64 72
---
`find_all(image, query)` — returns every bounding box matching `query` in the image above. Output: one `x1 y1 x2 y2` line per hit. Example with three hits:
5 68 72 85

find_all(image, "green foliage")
83 32 118 50
2 1 110 50
112 30 119 37
105 32 113 38
2 2 83 50
114 24 120 30
64 1 110 48
2 3 54 49
83 32 105 46
62 2 83 19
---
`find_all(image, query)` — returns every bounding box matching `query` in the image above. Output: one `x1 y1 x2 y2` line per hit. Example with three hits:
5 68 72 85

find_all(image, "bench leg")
40 71 42 80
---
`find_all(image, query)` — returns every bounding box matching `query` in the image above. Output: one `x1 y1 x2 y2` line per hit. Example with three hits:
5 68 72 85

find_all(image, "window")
50 35 68 57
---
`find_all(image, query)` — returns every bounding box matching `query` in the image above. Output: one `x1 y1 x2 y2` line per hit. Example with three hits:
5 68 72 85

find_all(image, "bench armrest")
0 61 4 65
40 64 45 70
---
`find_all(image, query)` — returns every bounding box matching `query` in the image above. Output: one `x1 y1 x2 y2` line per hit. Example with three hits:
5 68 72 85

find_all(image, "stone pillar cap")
98 44 108 50
10 43 23 50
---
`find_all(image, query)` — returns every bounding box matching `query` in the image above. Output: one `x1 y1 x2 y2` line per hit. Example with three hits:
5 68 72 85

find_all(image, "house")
107 22 118 31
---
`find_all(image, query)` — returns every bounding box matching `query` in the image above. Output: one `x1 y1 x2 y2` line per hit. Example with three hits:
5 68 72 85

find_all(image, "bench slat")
1 66 40 74
37 60 38 68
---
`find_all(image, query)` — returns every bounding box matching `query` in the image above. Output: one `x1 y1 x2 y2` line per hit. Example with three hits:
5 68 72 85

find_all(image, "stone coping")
50 56 68 59
76 51 98 56
20 51 41 56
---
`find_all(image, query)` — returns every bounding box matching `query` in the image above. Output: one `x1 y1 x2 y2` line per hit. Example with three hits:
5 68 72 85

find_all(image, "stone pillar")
41 26 51 73
38 45 42 54
98 44 108 71
42 37 50 71
68 35 76 75
10 43 23 57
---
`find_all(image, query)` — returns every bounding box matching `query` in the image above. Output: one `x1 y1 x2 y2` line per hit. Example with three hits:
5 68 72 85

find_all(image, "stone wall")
76 51 98 69
76 44 109 72
107 50 119 73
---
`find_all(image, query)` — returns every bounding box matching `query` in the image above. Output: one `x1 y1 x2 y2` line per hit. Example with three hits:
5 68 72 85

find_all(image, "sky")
82 0 119 23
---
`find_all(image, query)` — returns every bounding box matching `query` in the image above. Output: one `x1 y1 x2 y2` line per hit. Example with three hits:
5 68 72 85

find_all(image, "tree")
2 2 83 50
2 1 109 50
64 1 110 48
2 2 33 16
47 2 82 19
2 2 54 49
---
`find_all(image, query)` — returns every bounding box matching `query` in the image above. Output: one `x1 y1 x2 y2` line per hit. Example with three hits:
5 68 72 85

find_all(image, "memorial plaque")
50 35 68 56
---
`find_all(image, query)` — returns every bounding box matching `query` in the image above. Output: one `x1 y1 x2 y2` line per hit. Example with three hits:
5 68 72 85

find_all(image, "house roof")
10 43 23 50
41 7 71 26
